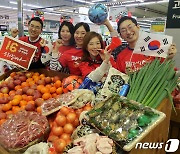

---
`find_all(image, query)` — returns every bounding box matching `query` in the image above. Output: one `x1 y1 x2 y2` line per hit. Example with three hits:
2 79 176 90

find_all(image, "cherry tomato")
52 126 63 136
66 112 76 123
55 115 67 127
63 123 74 134
73 118 80 127
60 133 71 142
53 139 67 152
48 135 59 142
60 107 70 116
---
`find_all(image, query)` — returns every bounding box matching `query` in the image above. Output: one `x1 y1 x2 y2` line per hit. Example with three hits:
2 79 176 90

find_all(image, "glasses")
29 24 41 30
120 24 136 35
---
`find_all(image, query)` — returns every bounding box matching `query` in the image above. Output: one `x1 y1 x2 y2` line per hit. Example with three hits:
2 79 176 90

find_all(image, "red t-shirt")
79 57 117 79
59 47 83 76
116 47 156 73
19 36 45 69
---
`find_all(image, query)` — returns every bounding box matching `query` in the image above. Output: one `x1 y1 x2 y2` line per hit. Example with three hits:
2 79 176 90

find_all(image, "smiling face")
87 37 102 59
60 25 72 44
74 26 87 48
119 19 140 48
28 20 42 41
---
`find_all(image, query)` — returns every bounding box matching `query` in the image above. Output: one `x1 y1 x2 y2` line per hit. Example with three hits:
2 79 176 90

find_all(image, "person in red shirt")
79 31 117 80
19 17 46 69
116 16 177 73
50 22 90 75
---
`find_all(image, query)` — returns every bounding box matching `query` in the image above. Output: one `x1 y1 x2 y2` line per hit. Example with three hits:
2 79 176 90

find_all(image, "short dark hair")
117 16 138 33
28 17 43 30
74 22 90 33
58 21 75 46
82 31 104 62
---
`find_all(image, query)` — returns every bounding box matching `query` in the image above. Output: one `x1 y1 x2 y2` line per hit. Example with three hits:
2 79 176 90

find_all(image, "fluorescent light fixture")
0 5 12 9
74 0 94 5
92 0 106 2
10 1 43 8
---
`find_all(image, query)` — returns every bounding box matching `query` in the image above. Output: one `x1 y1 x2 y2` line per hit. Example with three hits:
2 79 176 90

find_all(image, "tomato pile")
48 104 92 153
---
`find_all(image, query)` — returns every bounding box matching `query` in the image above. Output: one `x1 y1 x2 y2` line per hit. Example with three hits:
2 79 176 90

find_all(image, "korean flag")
134 31 173 58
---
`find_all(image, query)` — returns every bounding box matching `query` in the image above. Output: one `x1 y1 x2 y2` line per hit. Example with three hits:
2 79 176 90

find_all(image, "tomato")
66 112 76 123
52 126 63 136
75 108 83 117
60 133 71 142
53 139 67 152
63 123 74 134
55 115 67 127
60 107 70 116
48 135 59 142
72 118 80 127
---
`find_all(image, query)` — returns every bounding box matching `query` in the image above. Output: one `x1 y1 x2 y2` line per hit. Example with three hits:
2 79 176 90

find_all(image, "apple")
25 72 33 78
33 90 42 100
0 97 9 104
25 103 35 111
53 76 60 82
44 77 52 84
19 76 27 82
22 86 29 94
0 112 6 120
1 87 9 94
7 82 15 90
37 80 45 85
35 98 44 107
30 85 37 90
15 89 23 95
13 75 20 80
13 79 21 86
26 88 35 96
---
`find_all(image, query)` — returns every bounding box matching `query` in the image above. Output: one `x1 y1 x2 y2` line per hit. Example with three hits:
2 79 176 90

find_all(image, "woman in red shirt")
79 31 117 81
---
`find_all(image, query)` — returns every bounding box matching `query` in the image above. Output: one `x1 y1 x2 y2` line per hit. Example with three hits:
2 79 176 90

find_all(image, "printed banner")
166 0 180 28
0 36 37 69
134 31 173 58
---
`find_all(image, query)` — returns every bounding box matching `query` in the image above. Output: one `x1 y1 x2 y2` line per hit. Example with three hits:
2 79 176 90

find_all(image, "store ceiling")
0 0 169 20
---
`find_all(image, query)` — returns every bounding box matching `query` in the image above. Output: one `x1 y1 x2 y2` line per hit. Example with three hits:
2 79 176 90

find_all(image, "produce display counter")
126 98 172 154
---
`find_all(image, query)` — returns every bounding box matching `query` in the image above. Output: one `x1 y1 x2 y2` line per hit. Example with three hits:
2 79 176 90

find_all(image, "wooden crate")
125 98 172 154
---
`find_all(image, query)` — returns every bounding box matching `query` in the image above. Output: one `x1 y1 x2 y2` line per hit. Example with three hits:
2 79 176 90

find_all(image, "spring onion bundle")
127 59 178 108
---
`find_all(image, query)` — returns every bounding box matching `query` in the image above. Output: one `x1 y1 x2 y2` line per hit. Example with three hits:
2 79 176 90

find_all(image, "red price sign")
0 36 37 69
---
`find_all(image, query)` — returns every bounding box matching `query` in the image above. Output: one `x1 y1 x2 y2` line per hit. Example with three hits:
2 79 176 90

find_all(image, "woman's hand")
167 43 177 59
98 45 112 63
53 39 64 53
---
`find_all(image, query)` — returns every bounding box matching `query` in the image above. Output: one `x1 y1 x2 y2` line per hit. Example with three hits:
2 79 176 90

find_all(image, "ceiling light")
10 1 43 8
74 0 94 5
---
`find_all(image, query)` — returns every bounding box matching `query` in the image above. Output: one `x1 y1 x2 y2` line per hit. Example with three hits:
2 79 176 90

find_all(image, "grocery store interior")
0 0 180 154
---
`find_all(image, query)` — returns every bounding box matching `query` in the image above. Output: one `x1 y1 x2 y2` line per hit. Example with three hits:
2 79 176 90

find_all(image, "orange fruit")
50 87 56 94
20 100 27 106
15 85 22 91
26 78 33 83
56 87 63 95
46 84 52 89
33 72 40 76
52 93 57 98
37 85 44 91
14 95 22 101
54 80 62 88
36 106 42 113
9 90 16 96
2 103 12 112
39 74 45 79
42 93 52 100
28 81 35 86
21 82 29 88
41 87 50 94
12 106 21 114
0 119 6 125
6 110 13 115
11 99 20 106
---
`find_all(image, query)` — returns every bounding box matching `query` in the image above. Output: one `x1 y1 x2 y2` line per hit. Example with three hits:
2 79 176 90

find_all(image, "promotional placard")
0 36 37 69
166 0 180 28
134 31 172 58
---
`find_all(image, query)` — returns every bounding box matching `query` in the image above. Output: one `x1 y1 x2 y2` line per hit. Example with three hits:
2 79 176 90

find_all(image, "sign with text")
166 0 180 28
0 36 37 69
134 31 172 58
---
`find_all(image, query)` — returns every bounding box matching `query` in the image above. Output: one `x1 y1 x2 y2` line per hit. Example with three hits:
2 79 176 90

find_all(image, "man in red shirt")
19 17 46 69
116 16 177 73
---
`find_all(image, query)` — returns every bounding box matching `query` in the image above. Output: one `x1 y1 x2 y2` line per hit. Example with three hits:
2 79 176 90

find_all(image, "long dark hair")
74 22 90 33
58 21 75 46
82 31 104 62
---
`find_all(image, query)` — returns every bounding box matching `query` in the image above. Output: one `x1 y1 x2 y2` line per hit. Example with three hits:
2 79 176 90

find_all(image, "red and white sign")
0 36 37 69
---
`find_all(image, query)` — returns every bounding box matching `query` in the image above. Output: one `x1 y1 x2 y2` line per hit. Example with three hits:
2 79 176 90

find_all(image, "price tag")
0 36 37 69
